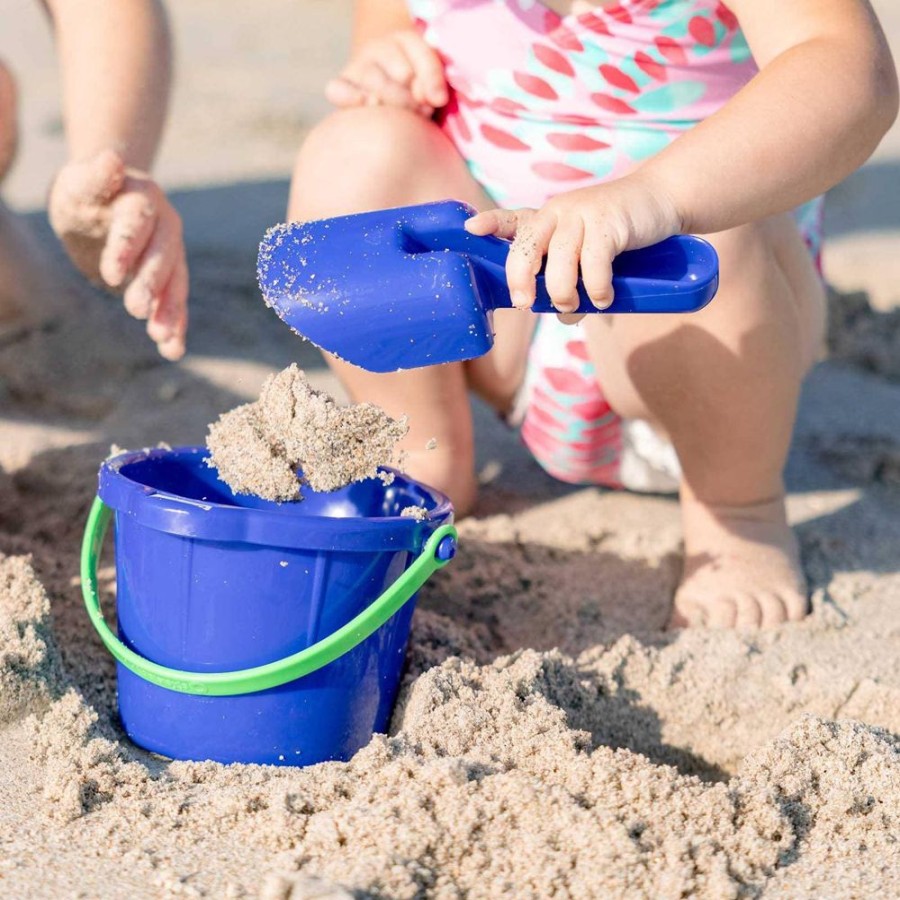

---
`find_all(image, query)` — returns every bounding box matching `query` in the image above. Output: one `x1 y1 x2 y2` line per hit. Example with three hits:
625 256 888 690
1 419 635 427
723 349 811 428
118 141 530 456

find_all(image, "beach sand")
1 1 899 896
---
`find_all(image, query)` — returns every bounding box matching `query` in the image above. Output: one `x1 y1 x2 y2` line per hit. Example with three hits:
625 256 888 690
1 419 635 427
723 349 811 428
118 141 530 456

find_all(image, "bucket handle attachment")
81 498 457 697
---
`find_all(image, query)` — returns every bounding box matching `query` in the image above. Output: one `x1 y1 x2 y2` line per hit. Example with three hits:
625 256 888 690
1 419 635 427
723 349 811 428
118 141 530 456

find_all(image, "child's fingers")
580 227 617 310
543 219 584 313
464 209 520 239
355 62 419 108
325 76 368 107
123 213 180 320
395 31 448 108
99 189 157 288
149 255 189 361
374 41 416 86
506 211 554 309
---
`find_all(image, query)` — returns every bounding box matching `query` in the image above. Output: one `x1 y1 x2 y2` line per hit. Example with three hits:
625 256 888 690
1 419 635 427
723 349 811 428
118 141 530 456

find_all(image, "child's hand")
465 175 682 317
326 29 448 116
48 149 188 361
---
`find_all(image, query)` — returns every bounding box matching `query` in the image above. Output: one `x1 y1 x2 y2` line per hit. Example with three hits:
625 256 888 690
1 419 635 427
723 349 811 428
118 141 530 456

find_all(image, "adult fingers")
543 218 584 313
506 211 553 309
98 187 157 288
395 31 448 107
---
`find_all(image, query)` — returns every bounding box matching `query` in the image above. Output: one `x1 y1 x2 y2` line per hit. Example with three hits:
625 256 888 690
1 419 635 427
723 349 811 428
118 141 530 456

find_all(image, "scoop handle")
400 200 719 315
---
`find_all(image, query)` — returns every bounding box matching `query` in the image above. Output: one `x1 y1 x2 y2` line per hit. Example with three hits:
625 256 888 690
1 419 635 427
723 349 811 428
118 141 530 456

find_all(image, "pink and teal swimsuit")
407 0 823 492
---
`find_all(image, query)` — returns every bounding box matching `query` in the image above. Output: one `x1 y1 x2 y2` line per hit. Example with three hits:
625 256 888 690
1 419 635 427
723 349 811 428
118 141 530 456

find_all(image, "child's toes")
732 593 764 628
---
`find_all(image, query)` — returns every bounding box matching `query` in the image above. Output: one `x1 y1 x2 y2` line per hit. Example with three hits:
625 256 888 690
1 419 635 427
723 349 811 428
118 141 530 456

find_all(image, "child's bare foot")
669 494 808 629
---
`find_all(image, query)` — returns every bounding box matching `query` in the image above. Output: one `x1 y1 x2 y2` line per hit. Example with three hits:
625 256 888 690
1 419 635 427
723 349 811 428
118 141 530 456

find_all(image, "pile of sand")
206 364 408 501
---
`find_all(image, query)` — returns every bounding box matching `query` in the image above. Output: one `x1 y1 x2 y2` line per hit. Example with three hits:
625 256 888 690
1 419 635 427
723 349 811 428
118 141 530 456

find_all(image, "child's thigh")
290 106 492 214
580 212 826 422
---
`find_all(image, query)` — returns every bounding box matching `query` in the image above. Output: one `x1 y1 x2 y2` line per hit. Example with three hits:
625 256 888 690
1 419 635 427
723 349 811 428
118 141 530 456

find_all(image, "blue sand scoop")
257 199 719 373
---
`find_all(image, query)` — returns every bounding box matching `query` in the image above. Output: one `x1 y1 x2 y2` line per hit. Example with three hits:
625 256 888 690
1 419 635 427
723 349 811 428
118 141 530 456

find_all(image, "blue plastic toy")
257 199 719 372
81 446 456 766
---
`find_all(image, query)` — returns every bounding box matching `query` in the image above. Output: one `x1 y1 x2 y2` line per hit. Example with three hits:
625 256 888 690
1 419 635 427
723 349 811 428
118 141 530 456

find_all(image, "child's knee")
292 106 440 190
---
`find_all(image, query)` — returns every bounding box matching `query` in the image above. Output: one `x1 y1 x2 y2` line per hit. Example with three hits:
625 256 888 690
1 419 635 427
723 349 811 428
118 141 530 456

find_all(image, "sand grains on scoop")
206 364 408 502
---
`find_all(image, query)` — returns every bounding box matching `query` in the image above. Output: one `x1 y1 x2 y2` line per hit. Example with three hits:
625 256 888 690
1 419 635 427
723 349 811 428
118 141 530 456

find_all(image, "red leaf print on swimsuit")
654 36 687 66
544 366 595 394
550 112 602 127
546 133 610 151
479 123 530 151
715 3 739 30
590 93 637 115
565 340 591 362
532 161 595 181
526 403 566 434
603 4 632 24
634 51 667 82
491 97 527 116
570 398 615 420
688 16 716 47
533 43 575 78
513 72 559 100
599 65 640 93
575 13 610 37
548 23 584 52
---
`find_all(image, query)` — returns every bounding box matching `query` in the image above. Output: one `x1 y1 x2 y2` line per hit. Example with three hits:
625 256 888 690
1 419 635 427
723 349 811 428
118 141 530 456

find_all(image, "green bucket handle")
80 497 457 697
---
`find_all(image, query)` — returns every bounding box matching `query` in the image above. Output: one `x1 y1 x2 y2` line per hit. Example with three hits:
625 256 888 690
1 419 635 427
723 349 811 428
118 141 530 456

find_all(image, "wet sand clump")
206 364 408 501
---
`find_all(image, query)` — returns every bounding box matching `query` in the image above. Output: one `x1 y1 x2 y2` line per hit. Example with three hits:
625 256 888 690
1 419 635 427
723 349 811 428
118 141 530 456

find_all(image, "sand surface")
1 1 900 897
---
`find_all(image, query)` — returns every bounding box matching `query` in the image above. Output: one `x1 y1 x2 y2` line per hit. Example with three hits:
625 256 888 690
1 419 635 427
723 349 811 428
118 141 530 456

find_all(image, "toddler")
0 0 186 360
289 0 898 628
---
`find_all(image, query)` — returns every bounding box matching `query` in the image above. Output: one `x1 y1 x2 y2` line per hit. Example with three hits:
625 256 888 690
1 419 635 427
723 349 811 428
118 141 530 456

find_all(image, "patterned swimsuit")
407 0 823 492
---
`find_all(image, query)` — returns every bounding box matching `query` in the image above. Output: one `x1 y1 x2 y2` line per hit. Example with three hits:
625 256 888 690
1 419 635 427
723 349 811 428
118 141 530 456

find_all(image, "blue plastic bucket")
80 446 455 766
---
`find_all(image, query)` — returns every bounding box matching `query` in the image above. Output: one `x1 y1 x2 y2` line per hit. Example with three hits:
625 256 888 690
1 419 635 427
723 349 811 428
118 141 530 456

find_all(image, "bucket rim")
98 445 453 551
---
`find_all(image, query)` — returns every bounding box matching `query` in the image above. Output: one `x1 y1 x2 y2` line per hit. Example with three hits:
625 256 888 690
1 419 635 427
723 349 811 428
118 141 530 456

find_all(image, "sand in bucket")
205 364 409 501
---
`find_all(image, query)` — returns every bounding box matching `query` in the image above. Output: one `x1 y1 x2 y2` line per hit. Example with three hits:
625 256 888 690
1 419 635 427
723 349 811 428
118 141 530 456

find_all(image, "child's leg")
0 59 26 331
0 61 15 182
288 106 532 513
583 213 826 628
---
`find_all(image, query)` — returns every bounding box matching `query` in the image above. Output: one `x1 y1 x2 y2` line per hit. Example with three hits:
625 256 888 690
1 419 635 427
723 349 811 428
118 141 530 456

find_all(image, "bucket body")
97 446 452 766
